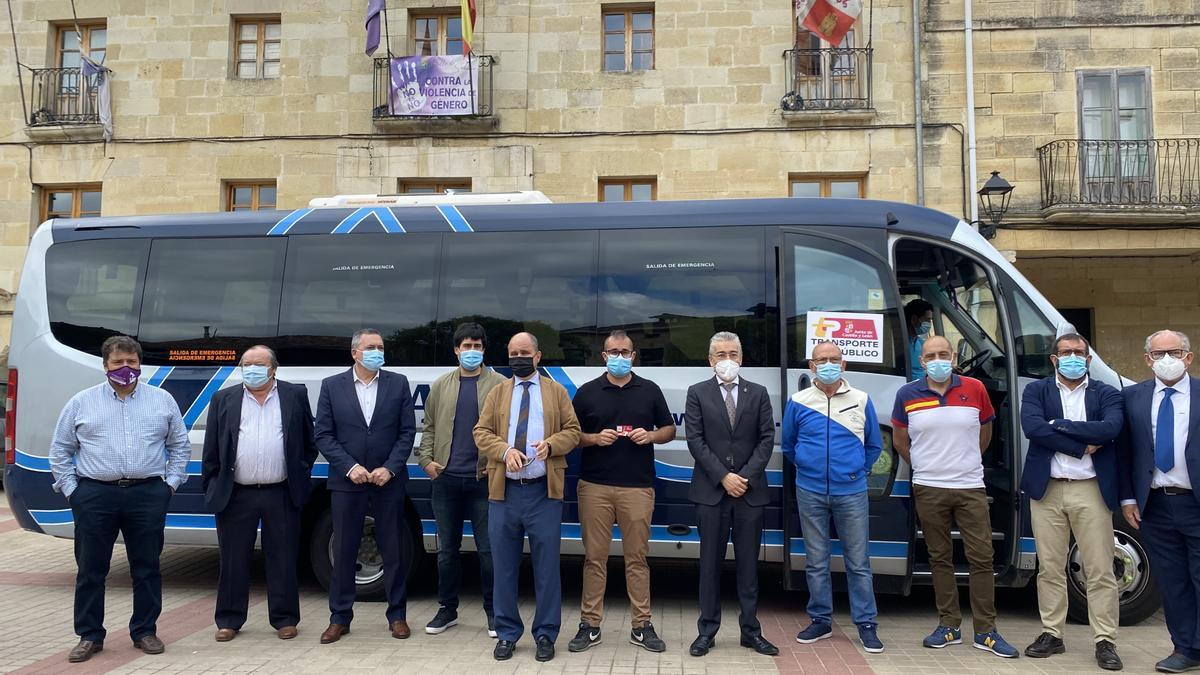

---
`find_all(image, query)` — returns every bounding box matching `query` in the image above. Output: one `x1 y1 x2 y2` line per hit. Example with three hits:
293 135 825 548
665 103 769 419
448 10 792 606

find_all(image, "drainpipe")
912 0 925 204
964 0 979 223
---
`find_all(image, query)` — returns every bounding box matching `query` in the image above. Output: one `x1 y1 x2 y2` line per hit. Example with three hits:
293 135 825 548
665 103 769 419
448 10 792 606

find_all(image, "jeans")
795 488 878 626
431 474 493 615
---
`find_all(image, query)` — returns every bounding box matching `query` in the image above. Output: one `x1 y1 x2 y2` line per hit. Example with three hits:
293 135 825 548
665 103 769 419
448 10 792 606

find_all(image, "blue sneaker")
922 625 962 649
974 631 1019 658
795 621 833 644
857 623 884 653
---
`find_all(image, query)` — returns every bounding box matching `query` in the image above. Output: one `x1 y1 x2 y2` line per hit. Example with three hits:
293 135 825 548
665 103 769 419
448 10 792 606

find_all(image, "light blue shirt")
505 373 546 480
49 381 191 498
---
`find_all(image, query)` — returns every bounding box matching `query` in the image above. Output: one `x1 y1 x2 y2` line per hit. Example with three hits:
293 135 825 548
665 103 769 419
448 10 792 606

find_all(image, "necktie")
723 382 737 428
514 381 532 463
1155 388 1177 473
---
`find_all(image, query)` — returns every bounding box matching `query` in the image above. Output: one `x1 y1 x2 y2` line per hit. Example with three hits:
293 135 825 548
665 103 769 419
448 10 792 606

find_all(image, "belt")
1050 477 1095 482
234 481 286 489
79 476 158 488
1153 486 1193 496
506 476 547 486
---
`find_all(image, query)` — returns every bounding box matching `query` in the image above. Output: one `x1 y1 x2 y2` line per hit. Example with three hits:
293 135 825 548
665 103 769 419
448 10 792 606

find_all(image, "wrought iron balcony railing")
372 55 494 120
27 67 101 126
1038 138 1200 208
782 47 872 111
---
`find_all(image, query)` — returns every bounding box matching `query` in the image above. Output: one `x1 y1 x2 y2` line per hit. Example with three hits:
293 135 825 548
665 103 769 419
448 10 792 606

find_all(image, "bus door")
779 230 914 594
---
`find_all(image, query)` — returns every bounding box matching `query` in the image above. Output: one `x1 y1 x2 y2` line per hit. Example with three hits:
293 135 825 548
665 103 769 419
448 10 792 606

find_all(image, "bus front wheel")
309 508 418 603
1065 520 1161 626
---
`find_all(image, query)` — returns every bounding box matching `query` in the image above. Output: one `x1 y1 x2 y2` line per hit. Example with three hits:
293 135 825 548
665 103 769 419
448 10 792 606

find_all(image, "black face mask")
509 356 536 378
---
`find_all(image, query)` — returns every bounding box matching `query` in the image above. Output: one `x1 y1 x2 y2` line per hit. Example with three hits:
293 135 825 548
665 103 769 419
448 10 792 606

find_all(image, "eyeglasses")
1149 349 1188 360
1055 349 1088 358
810 357 842 365
603 349 634 358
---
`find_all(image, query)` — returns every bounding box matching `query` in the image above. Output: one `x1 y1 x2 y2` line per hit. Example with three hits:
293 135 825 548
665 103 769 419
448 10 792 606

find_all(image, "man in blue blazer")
314 329 416 644
1018 333 1124 670
1119 330 1198 674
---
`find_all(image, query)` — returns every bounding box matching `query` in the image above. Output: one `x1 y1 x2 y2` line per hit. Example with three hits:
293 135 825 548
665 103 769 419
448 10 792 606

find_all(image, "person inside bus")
202 345 318 644
891 335 1020 659
685 331 779 658
1118 330 1198 675
49 335 191 663
781 340 885 654
905 299 935 380
314 328 417 644
473 332 581 663
568 330 675 655
416 322 506 639
1018 333 1124 670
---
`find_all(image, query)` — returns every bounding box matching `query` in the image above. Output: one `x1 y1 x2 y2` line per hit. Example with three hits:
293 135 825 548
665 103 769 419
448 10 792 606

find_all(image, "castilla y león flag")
794 0 862 46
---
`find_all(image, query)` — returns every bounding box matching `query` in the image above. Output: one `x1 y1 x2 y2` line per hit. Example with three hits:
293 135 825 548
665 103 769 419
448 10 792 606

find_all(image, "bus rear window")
46 239 149 356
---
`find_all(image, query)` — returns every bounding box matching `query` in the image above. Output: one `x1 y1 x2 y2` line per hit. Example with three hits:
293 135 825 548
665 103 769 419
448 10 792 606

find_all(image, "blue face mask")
606 355 633 378
917 321 933 336
1056 354 1088 380
459 349 484 371
815 362 842 385
242 364 271 388
926 359 953 383
360 349 385 371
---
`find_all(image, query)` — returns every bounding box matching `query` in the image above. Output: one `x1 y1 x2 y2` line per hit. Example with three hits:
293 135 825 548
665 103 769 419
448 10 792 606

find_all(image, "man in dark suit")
1018 333 1123 669
685 331 778 658
202 345 317 642
314 328 417 644
1119 329 1198 674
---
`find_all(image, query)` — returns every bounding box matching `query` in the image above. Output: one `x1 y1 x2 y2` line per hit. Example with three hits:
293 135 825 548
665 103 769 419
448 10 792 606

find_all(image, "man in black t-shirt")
566 330 675 654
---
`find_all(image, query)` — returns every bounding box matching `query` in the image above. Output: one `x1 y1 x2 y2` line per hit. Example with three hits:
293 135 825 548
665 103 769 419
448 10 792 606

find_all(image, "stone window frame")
788 174 866 198
398 178 472 194
598 177 657 201
409 9 464 56
39 183 102 222
233 16 281 80
224 180 277 211
601 4 655 72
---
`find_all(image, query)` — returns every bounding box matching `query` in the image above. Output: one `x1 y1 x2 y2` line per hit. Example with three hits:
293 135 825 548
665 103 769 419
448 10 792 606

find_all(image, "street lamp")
975 170 1014 239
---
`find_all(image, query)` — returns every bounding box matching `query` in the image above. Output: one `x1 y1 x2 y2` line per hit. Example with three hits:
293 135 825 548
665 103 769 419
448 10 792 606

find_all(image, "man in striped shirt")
49 335 190 664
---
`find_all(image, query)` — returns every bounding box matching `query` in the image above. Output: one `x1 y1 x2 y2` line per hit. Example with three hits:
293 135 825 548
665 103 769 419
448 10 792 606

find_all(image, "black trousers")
696 494 764 639
329 483 408 625
215 483 301 630
70 478 172 643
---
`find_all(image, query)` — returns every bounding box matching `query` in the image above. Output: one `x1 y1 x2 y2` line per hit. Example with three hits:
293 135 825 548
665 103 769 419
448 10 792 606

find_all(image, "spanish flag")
461 0 477 55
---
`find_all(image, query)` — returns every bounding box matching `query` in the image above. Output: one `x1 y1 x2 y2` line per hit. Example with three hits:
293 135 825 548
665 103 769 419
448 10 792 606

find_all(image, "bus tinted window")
46 239 149 355
138 238 286 363
437 231 598 366
598 227 768 366
278 234 439 366
1009 284 1057 379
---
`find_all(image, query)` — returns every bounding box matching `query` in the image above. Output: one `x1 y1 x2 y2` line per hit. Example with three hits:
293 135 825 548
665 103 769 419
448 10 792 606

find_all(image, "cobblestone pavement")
0 493 1173 674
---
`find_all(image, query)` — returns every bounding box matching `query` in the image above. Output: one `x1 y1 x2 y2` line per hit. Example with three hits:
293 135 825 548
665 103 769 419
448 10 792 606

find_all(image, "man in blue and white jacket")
781 341 884 653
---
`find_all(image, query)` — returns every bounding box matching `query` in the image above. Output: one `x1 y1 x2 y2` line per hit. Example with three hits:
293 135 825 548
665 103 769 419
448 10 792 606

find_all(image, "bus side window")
1008 284 1058 379
47 239 150 356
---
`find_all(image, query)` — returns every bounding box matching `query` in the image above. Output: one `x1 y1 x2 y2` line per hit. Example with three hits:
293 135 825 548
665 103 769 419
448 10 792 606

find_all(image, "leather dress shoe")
320 623 349 644
134 634 165 654
535 636 555 662
277 626 298 640
215 628 237 642
690 635 715 657
390 620 411 639
1157 652 1200 673
1096 640 1123 671
741 634 779 656
67 639 103 663
494 639 516 660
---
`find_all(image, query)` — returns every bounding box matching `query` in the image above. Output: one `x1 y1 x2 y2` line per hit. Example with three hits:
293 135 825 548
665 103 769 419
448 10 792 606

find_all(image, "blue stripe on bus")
181 367 236 430
540 366 577 398
436 204 474 232
789 538 909 558
15 450 51 472
145 366 174 388
331 207 405 234
267 208 313 236
1020 537 1037 553
30 509 216 529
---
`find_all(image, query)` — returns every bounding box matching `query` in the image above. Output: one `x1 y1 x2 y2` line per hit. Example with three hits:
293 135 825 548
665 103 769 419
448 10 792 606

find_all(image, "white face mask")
714 359 740 383
1153 354 1188 382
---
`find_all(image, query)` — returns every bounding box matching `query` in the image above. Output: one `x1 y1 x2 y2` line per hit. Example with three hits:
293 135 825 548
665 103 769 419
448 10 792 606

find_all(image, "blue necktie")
514 381 532 462
1155 388 1177 473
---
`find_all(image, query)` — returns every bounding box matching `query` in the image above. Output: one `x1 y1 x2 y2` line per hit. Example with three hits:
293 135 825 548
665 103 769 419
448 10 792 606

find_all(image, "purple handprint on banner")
388 55 478 116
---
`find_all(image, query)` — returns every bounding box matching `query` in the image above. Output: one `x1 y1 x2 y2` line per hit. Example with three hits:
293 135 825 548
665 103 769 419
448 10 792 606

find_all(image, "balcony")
372 55 495 128
781 47 873 124
26 67 105 138
1038 138 1200 224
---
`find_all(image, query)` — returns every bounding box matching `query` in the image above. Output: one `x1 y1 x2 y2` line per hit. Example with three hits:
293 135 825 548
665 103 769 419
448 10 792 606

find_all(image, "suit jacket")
314 368 416 492
473 375 581 501
1018 376 1124 510
201 379 318 512
685 376 775 507
1118 376 1200 512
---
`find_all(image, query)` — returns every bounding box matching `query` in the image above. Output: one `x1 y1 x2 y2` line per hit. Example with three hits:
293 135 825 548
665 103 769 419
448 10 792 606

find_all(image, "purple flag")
365 0 385 55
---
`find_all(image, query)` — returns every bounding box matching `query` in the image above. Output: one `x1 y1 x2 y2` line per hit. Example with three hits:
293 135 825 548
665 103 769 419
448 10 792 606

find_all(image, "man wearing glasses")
567 330 675 654
1118 330 1198 674
1018 333 1124 670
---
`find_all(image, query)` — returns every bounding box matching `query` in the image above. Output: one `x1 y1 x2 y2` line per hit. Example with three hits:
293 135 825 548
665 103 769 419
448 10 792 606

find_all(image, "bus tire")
1065 520 1161 626
308 507 418 603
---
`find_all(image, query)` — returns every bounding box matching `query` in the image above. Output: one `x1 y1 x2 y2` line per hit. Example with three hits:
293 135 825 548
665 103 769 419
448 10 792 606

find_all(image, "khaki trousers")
1030 478 1119 643
914 484 997 633
578 479 655 628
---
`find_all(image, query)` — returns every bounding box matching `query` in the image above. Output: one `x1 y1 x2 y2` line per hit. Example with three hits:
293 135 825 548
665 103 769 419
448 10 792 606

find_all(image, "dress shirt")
1151 375 1192 490
354 369 379 426
49 382 191 498
234 384 287 485
1050 376 1097 480
713 375 741 407
505 373 546 480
